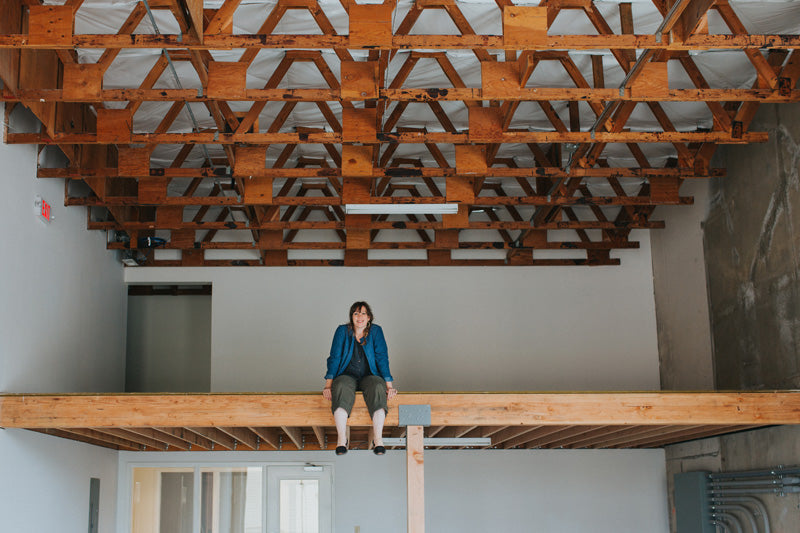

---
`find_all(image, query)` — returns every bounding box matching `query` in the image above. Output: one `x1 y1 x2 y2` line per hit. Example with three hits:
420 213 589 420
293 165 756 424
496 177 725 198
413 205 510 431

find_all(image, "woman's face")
352 306 370 330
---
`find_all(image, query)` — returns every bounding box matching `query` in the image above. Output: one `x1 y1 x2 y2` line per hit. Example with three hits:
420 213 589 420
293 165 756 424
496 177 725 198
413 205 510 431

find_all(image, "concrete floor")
655 102 800 532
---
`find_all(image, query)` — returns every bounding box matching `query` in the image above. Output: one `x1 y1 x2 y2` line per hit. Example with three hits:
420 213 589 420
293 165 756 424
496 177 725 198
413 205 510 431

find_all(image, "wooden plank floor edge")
1 392 799 428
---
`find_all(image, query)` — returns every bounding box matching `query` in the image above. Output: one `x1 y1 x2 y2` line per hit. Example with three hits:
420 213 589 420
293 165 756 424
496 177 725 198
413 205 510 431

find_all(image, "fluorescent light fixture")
344 203 459 215
382 437 492 447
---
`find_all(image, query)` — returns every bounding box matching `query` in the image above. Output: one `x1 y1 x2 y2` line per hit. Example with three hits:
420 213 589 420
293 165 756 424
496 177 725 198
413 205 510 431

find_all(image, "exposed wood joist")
3 88 798 103
2 34 800 51
6 131 767 145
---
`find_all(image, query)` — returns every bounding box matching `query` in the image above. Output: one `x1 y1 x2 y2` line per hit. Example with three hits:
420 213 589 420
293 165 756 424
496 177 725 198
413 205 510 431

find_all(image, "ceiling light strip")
382 437 491 447
344 204 459 215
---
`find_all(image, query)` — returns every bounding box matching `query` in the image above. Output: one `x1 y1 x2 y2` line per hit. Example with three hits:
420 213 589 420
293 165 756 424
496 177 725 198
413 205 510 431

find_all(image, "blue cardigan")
325 324 393 381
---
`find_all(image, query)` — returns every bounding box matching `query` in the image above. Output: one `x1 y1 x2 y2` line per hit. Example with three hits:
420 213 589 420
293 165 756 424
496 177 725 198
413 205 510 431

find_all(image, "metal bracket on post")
399 404 431 428
392 404 490 447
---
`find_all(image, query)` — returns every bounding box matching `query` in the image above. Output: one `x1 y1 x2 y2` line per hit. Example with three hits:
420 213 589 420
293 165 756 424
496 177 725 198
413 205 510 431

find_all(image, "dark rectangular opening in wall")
126 284 212 392
88 477 100 533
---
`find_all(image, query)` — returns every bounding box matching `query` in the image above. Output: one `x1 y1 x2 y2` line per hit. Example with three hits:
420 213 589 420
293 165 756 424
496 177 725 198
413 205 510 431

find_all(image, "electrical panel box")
674 471 714 533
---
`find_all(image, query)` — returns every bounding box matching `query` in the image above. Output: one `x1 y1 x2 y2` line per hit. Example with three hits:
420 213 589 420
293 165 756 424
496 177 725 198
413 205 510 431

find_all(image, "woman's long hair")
347 301 373 342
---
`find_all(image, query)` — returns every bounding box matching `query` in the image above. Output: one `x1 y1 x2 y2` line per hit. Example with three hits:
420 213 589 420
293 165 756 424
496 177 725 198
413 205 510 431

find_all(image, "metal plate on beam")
399 404 431 427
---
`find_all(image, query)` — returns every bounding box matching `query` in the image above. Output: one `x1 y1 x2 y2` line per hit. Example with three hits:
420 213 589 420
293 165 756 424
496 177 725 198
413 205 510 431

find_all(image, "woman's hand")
386 382 398 400
322 379 333 401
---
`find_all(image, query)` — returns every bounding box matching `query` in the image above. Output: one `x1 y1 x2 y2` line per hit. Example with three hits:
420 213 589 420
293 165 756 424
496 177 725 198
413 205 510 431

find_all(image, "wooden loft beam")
2 392 799 429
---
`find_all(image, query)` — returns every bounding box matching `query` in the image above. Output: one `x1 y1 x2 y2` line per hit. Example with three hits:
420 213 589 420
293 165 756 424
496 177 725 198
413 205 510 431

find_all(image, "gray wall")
122 233 669 530
0 103 126 533
650 179 715 389
125 247 662 393
0 112 127 393
118 449 669 533
704 103 800 389
126 294 212 392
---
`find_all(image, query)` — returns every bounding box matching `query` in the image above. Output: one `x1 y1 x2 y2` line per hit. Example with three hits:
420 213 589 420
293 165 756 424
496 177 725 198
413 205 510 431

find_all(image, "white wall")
0 103 127 533
650 179 714 389
117 449 668 533
125 236 661 392
0 429 119 533
0 106 127 392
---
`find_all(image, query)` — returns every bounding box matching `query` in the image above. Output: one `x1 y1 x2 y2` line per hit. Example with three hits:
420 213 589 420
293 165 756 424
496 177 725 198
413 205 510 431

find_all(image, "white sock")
334 408 348 446
372 409 386 446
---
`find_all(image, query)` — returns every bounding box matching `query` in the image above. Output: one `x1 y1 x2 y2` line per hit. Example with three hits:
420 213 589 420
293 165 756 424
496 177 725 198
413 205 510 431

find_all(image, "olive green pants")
331 374 388 418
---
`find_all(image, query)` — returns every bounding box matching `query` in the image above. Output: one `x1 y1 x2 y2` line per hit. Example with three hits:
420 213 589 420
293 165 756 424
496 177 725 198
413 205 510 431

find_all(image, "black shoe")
335 441 348 455
373 443 386 455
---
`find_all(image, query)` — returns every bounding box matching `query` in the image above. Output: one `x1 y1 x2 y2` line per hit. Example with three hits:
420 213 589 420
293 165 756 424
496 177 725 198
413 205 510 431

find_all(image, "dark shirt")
343 339 373 379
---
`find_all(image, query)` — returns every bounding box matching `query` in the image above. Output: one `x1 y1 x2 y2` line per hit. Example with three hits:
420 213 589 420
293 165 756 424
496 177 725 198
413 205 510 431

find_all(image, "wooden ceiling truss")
2 0 800 266
2 392 798 452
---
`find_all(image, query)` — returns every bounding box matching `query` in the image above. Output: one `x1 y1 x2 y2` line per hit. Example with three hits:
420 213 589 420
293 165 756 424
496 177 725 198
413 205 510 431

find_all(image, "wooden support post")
407 425 425 533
